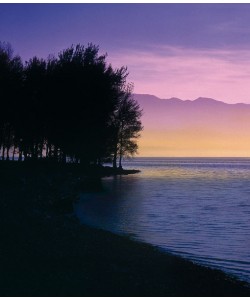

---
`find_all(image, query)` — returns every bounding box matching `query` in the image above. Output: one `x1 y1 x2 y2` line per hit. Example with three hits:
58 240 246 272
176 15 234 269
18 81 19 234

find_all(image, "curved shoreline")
0 162 249 296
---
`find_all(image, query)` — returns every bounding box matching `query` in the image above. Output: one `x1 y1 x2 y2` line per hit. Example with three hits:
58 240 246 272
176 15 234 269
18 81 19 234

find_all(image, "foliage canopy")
0 42 143 167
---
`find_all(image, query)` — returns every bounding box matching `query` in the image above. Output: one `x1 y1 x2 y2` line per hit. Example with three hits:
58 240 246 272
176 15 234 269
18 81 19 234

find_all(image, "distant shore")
0 161 249 296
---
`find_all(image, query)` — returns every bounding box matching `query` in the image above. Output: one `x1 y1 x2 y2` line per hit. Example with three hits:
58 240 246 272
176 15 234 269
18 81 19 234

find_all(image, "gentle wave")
75 157 250 283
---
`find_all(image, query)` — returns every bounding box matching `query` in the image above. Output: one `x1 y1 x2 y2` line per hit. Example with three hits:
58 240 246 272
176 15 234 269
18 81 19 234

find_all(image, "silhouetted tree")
0 42 143 167
111 84 143 168
48 44 129 165
0 42 23 161
21 57 47 160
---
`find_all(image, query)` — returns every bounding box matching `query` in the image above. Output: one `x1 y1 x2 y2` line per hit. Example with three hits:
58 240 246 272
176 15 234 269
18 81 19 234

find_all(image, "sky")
2 4 250 103
134 94 250 157
2 3 250 157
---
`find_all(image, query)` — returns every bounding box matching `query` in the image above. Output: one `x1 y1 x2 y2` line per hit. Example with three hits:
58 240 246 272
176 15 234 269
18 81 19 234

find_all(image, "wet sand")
0 161 249 296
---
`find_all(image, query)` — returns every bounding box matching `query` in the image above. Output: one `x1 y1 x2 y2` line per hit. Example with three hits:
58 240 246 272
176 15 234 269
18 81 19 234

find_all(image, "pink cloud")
108 46 250 104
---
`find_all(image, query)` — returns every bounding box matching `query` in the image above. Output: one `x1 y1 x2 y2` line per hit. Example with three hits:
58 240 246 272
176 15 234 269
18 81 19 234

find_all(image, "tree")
0 42 143 166
0 42 23 161
21 57 47 160
49 44 128 165
111 84 143 169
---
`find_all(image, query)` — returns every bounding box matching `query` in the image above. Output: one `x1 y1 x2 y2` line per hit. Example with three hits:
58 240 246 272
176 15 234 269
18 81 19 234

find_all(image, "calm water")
75 158 250 283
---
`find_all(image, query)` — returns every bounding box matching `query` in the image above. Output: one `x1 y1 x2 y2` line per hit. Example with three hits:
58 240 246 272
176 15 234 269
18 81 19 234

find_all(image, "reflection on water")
75 158 250 283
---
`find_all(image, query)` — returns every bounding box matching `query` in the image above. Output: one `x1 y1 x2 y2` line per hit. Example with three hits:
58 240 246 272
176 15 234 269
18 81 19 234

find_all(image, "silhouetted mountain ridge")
133 93 250 156
133 93 249 106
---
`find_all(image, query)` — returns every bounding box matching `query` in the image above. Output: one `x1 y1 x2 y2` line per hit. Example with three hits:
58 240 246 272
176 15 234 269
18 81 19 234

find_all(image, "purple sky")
2 4 250 103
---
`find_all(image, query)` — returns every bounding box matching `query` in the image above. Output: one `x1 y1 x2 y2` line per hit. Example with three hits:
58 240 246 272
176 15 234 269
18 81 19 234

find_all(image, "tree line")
0 42 143 168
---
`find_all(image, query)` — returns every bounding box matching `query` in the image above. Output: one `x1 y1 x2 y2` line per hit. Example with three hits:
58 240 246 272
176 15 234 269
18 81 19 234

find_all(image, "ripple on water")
75 158 250 283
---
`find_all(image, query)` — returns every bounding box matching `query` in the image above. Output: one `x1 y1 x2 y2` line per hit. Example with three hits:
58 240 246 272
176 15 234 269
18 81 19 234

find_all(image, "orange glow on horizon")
137 129 250 157
134 94 250 158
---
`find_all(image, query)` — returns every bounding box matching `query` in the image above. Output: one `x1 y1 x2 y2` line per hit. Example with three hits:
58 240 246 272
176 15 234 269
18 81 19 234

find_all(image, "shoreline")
0 162 249 296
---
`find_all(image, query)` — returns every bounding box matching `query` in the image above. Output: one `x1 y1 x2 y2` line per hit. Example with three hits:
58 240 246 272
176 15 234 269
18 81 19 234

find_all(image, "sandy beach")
0 161 249 297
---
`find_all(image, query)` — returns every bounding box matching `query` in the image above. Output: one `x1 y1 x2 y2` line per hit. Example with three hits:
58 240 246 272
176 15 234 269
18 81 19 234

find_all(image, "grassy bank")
0 161 249 296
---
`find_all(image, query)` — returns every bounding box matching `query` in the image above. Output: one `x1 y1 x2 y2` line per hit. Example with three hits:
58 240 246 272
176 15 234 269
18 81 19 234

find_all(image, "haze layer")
134 94 250 157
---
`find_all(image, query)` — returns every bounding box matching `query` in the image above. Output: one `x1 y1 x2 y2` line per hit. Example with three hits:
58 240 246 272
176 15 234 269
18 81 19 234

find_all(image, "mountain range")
133 94 250 157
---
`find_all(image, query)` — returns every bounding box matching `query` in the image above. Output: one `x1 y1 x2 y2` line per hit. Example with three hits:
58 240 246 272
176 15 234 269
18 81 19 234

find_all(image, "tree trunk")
6 146 10 161
45 142 49 158
54 145 58 161
119 134 123 169
18 150 22 161
113 150 117 169
39 143 43 158
118 123 124 169
119 153 122 169
12 146 16 161
112 135 119 169
23 150 28 161
2 146 5 160
33 142 38 160
62 152 66 164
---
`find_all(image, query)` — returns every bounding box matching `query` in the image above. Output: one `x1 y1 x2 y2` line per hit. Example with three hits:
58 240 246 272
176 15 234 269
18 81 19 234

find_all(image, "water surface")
75 158 250 283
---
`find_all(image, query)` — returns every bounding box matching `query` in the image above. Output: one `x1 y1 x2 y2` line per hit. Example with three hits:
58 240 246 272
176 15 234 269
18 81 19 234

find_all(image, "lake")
75 157 250 283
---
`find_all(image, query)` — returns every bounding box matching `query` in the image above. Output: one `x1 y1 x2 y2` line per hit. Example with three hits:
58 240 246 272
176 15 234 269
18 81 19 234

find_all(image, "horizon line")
131 156 250 159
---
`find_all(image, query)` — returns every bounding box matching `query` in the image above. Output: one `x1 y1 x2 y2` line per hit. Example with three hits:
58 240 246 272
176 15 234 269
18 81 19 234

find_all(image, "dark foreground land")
0 161 250 297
